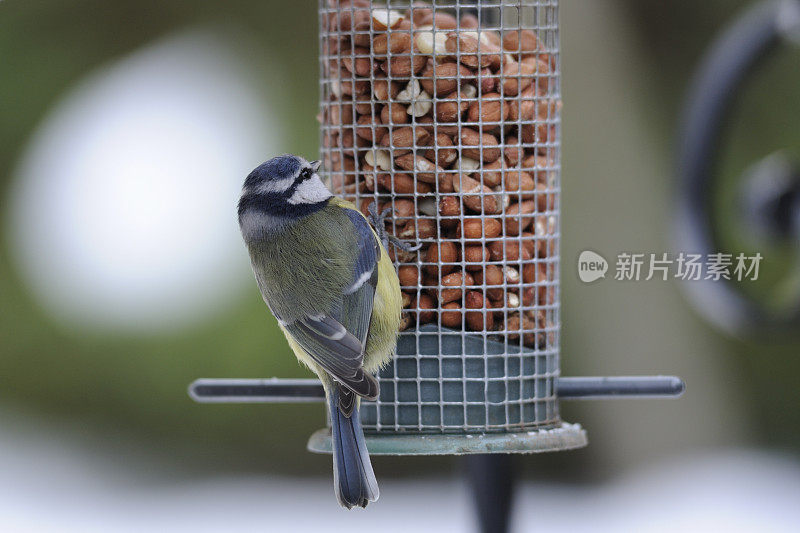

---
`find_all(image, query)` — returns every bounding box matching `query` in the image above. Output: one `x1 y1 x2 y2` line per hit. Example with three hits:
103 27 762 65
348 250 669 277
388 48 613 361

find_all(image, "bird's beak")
310 160 322 173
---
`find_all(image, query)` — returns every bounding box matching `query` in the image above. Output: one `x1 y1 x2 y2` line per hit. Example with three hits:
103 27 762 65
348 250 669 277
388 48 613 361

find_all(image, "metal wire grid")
318 0 560 434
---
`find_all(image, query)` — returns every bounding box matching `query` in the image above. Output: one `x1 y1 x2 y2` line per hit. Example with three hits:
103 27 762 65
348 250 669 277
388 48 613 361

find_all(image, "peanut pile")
321 2 558 349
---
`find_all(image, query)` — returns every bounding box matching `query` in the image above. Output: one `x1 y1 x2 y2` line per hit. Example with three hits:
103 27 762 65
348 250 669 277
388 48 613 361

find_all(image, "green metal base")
307 422 588 456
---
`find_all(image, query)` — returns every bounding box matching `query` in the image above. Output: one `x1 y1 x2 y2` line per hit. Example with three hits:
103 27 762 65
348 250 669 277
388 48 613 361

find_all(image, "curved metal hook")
675 0 800 336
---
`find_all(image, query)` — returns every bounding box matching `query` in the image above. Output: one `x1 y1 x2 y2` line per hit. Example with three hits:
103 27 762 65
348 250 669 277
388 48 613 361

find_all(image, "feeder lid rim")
306 422 588 456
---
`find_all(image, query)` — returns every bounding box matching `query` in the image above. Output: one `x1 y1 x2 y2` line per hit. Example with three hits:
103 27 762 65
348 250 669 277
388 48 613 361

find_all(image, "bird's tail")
329 385 379 509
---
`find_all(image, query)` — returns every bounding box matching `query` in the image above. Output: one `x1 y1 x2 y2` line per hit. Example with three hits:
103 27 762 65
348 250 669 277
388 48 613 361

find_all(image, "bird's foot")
367 201 423 253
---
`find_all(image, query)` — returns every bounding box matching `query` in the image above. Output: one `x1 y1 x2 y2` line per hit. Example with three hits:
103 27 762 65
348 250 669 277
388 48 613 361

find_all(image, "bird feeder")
191 1 683 454
315 0 577 454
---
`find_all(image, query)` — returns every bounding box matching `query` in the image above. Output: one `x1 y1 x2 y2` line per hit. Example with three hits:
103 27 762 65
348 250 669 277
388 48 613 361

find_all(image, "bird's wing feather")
283 206 380 398
340 209 380 344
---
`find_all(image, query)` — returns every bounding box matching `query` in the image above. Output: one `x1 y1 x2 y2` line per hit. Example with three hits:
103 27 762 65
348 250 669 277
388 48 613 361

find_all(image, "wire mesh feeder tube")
316 0 584 454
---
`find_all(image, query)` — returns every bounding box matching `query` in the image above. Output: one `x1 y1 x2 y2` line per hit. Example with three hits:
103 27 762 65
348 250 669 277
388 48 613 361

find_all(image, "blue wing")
340 209 380 344
283 207 381 400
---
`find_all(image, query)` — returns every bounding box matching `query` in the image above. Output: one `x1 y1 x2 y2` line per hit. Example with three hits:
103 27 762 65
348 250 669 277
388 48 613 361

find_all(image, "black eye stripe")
284 167 314 197
295 167 312 184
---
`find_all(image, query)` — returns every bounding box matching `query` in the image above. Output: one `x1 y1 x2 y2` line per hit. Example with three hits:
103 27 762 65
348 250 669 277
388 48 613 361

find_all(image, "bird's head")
238 154 331 224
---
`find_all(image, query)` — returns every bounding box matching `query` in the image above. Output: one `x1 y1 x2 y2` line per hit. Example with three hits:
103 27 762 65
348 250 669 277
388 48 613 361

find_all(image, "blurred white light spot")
8 31 281 333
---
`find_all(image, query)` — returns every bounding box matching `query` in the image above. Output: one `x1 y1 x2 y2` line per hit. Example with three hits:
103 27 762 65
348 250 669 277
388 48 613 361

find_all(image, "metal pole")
465 454 515 533
188 376 685 403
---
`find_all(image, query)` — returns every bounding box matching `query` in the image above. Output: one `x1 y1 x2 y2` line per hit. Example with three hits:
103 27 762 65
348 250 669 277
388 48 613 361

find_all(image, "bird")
237 154 408 509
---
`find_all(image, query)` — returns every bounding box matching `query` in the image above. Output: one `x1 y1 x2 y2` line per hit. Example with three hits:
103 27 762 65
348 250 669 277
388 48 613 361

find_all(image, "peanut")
394 153 441 183
398 218 437 240
381 54 426 78
372 32 412 56
507 85 536 121
407 92 433 118
459 14 480 29
352 20 373 48
379 126 429 155
438 195 461 217
488 240 532 262
342 46 373 77
398 265 420 287
504 200 536 236
355 114 387 142
435 270 474 304
377 173 427 195
481 158 505 188
501 29 546 57
504 171 536 200
434 90 469 122
402 291 413 308
390 198 416 219
459 128 501 162
505 312 538 347
409 2 433 25
415 292 436 323
465 291 494 330
464 245 491 271
398 312 413 331
453 174 502 214
519 231 537 258
417 11 458 30
467 92 508 126
445 31 502 70
372 78 401 101
415 29 449 57
419 61 472 96
458 218 502 239
503 136 521 165
440 302 462 328
478 67 499 93
500 61 535 96
371 8 405 30
380 102 409 125
503 266 521 284
326 7 370 33
425 132 457 168
474 265 504 300
424 241 458 277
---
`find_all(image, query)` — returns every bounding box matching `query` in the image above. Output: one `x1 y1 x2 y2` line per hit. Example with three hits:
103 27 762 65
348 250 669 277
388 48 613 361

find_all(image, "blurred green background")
1 0 799 487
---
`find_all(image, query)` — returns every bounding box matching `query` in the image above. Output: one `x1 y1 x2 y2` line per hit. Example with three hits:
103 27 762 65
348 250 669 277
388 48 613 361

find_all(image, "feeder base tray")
307 422 587 456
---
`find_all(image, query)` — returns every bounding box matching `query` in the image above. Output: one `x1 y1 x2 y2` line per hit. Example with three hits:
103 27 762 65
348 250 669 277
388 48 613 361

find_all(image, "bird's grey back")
240 201 358 324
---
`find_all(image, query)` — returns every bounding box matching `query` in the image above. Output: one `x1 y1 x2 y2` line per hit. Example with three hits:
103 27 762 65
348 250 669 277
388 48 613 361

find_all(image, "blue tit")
238 154 403 509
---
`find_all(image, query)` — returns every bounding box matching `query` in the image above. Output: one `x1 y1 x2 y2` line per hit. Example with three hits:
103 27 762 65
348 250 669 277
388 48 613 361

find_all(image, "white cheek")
288 176 331 205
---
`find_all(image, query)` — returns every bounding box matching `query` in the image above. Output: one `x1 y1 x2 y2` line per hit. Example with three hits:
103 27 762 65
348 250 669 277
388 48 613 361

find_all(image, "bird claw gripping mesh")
368 200 423 253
